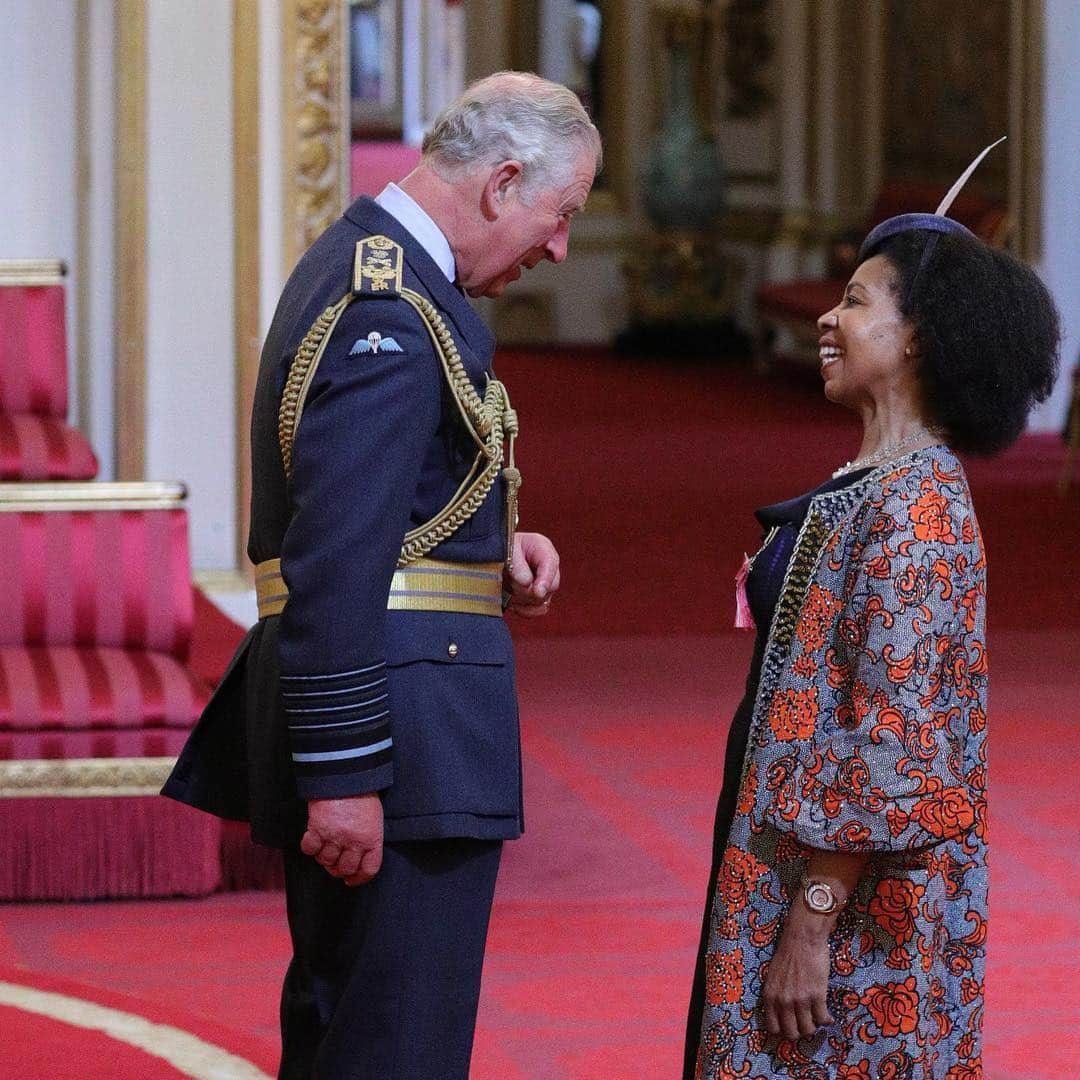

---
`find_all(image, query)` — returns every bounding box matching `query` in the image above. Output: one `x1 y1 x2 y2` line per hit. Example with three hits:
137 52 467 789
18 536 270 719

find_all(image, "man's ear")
481 160 523 221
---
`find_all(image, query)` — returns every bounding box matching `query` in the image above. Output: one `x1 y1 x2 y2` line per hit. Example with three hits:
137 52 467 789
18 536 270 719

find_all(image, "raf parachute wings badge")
350 331 404 355
353 235 404 295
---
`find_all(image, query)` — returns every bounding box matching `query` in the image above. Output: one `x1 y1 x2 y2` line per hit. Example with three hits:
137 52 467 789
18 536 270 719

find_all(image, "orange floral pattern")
715 847 768 913
861 976 920 1036
695 448 986 1079
909 480 957 544
795 584 844 650
868 877 926 945
911 786 977 839
766 687 818 741
705 947 745 1005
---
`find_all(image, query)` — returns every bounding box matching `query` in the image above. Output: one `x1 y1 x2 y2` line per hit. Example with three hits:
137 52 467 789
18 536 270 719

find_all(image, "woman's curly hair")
867 231 1060 454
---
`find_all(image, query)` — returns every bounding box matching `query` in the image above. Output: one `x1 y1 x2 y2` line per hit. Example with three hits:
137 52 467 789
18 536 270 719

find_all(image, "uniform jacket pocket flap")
384 612 511 667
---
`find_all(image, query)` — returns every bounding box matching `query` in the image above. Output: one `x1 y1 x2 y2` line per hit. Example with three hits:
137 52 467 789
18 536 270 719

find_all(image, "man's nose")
545 223 570 264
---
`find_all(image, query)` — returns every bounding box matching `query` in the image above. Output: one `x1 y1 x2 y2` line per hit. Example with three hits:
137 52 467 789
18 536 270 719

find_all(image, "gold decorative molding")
0 260 68 286
282 0 350 273
234 0 261 575
1010 0 1043 262
0 757 177 798
114 0 148 481
0 480 186 513
595 0 628 213
114 0 147 481
75 0 93 439
803 0 818 203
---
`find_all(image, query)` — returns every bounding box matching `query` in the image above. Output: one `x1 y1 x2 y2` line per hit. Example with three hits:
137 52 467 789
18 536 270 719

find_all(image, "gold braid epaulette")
277 237 520 569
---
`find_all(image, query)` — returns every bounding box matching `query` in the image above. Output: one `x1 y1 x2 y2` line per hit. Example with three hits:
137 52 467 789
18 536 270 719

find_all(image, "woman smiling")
684 162 1060 1078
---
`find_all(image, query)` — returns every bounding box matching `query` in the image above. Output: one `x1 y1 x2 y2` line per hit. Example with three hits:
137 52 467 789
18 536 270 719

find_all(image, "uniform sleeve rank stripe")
288 708 391 732
292 750 393 779
285 696 390 716
280 662 386 683
281 677 388 698
292 738 394 763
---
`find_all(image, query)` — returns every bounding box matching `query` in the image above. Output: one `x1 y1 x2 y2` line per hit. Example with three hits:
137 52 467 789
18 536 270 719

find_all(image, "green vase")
643 41 727 230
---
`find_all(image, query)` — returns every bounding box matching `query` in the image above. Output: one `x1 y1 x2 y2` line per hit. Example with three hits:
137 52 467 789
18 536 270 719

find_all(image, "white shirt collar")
373 182 456 284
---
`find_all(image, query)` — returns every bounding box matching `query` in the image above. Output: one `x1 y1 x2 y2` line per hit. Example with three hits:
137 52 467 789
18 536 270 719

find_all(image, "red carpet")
0 351 1077 1078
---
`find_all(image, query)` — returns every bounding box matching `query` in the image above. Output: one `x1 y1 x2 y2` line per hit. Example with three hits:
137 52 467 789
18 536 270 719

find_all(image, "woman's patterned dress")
695 446 987 1080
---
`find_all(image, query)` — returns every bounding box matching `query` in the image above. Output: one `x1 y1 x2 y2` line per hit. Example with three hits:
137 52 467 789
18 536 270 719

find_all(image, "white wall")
0 1 78 417
1036 0 1080 431
81 0 117 479
144 0 236 569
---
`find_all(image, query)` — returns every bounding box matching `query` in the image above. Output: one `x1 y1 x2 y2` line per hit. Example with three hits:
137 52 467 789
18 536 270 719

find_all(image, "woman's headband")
857 136 1007 264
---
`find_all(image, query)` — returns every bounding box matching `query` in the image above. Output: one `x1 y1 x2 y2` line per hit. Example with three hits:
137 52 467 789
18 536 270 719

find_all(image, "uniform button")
447 642 459 659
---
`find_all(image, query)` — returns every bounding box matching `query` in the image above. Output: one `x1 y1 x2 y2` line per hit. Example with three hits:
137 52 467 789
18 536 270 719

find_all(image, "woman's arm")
762 849 869 1041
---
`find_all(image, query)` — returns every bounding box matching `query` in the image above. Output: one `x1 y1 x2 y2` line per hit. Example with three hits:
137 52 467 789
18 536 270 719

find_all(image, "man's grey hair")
422 71 602 200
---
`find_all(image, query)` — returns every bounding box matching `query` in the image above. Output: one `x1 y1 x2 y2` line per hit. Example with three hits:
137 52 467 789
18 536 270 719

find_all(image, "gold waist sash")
254 557 504 619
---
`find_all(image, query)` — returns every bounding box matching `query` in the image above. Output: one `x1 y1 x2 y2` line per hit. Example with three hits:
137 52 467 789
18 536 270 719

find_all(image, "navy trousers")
278 838 502 1080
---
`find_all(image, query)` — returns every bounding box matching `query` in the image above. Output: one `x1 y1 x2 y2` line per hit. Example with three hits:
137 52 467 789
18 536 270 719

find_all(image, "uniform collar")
374 182 457 284
343 196 495 360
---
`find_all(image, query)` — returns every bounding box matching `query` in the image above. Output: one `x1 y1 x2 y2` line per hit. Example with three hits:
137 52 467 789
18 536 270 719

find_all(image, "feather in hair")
935 136 1008 216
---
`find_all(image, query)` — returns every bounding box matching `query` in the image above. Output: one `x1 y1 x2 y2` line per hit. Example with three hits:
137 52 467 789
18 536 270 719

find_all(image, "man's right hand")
302 793 384 886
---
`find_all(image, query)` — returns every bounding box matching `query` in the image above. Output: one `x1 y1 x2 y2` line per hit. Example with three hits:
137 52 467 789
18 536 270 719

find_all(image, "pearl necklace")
832 428 933 478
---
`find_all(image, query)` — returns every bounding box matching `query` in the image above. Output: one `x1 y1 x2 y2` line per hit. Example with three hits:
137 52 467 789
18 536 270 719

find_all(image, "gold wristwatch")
802 878 844 914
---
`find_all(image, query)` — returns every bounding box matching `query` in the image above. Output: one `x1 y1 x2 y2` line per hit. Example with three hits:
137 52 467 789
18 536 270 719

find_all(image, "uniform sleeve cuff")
295 762 394 801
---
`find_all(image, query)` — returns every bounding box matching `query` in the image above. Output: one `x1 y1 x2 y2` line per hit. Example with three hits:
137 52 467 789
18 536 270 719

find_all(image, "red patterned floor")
0 631 1076 1077
0 352 1077 1077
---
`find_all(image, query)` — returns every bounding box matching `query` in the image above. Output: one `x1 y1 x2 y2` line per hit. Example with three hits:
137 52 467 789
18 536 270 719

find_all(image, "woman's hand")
762 849 868 1039
762 898 834 1041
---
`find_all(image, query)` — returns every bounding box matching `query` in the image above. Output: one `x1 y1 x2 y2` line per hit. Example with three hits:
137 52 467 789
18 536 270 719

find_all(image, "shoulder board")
352 235 404 297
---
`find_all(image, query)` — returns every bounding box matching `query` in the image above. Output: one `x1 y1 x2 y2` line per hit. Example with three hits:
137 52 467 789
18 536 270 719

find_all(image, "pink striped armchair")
0 483 220 899
0 261 99 480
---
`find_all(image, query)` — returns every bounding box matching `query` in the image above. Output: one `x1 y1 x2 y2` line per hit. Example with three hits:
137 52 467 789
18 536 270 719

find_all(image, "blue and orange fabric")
696 446 987 1078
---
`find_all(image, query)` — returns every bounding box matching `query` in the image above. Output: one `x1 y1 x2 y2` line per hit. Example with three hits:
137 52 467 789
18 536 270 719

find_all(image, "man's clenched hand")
302 793 384 886
504 532 561 617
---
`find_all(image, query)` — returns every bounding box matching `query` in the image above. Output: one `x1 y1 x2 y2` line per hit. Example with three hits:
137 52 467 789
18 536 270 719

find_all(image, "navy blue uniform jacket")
163 197 523 847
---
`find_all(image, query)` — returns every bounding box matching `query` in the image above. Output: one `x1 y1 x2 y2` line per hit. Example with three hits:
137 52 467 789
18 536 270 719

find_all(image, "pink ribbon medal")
734 525 779 630
734 552 755 630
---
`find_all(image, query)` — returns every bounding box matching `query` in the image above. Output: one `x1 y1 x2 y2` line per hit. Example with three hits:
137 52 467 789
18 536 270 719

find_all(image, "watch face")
804 881 837 913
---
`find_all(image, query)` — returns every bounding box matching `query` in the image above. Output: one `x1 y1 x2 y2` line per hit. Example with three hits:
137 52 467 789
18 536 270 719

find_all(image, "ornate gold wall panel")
884 1 1009 193
1010 0 1043 261
881 0 1041 257
75 1 92 440
234 0 261 572
282 0 350 272
114 0 147 480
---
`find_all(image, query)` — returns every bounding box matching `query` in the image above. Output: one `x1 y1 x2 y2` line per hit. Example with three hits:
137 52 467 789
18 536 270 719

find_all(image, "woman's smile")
819 342 844 370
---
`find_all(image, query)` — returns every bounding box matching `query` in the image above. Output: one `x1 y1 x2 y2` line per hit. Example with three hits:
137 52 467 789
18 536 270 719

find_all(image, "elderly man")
163 72 600 1078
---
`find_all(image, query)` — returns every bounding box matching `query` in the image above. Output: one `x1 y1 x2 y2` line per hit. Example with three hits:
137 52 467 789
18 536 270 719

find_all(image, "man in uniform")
163 72 601 1078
